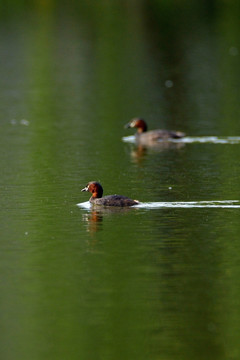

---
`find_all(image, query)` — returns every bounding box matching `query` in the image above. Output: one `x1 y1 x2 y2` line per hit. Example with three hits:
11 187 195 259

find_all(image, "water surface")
1 3 240 360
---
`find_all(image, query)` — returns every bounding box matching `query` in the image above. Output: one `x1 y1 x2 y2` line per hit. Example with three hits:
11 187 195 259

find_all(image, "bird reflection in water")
82 207 136 233
128 141 185 165
82 210 103 233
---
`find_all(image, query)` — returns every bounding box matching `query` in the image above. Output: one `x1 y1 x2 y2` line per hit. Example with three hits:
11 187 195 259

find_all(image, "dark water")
1 3 240 359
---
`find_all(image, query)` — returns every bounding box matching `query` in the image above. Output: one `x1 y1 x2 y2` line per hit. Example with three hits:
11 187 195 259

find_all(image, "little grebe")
125 118 185 142
81 181 139 207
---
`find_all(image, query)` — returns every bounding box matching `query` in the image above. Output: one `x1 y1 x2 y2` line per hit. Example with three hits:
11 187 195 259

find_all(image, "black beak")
81 186 88 192
124 122 132 129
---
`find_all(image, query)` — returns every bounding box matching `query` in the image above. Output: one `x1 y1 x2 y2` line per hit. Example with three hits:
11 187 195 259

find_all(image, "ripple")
134 200 240 209
122 136 240 144
77 201 91 209
77 200 240 210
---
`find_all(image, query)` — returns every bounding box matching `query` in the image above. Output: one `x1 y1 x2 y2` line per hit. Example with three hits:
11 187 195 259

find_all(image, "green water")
1 2 240 359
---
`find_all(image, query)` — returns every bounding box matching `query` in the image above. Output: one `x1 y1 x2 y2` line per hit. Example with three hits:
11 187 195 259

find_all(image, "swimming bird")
81 181 139 207
125 118 185 143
